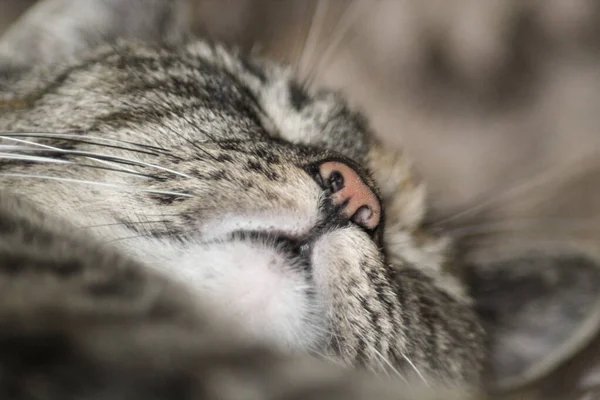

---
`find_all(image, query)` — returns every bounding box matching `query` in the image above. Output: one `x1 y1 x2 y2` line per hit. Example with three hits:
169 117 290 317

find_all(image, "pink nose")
318 161 381 230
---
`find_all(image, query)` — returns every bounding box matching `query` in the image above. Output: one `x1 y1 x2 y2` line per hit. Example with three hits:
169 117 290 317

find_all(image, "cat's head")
2 0 600 394
0 0 478 383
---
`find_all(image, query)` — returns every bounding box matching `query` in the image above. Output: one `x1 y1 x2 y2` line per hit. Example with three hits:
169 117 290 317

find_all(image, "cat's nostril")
353 206 373 226
317 161 381 230
328 171 344 192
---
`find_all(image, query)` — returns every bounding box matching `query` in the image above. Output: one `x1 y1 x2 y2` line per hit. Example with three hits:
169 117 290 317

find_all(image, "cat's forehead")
182 41 372 163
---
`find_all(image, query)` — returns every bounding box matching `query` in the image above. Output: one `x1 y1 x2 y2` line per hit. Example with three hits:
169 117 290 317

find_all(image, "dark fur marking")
207 170 227 181
215 154 233 163
368 268 397 319
86 267 140 298
148 193 187 206
241 179 254 189
0 254 82 277
96 55 268 137
265 171 280 181
253 148 280 164
216 141 239 151
0 333 83 391
407 275 447 373
246 160 265 173
0 214 54 247
86 281 125 297
0 215 17 235
359 294 385 355
0 254 21 275
355 336 368 365
389 270 420 359
289 81 310 111
264 192 278 202
240 58 267 83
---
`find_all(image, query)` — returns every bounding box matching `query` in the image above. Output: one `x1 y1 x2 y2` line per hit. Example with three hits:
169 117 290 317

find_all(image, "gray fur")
1 0 599 399
0 0 485 392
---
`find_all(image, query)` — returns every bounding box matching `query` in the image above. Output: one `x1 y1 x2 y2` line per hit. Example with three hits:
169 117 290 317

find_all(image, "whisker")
0 152 71 164
61 77 207 161
305 0 372 87
0 151 161 179
0 132 172 157
297 0 330 77
1 136 142 175
0 139 191 178
305 324 344 343
65 163 160 179
401 352 430 388
447 218 600 239
78 220 170 230
0 173 194 198
372 347 406 383
11 72 192 162
3 11 215 162
435 154 598 227
462 238 600 254
339 314 406 384
12 25 221 163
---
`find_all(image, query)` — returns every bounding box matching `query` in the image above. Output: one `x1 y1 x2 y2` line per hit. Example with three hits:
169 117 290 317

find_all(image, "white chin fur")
125 235 326 352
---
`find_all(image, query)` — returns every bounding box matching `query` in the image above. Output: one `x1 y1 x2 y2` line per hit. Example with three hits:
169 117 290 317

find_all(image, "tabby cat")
0 1 599 399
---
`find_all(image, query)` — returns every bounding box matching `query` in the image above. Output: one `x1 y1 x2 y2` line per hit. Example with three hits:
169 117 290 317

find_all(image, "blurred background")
2 1 600 398
3 0 600 258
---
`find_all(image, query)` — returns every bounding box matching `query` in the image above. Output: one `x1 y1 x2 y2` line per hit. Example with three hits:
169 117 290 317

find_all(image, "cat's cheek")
310 226 383 298
310 226 390 361
162 240 325 352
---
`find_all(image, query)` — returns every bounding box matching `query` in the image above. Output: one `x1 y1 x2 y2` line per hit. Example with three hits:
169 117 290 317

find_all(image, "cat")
0 1 599 399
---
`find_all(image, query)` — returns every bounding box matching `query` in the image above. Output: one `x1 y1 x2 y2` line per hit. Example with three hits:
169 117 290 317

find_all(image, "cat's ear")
0 0 191 76
465 250 600 396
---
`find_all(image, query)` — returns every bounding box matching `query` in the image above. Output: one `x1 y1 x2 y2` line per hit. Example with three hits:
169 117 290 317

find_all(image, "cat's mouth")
229 230 314 267
274 235 313 263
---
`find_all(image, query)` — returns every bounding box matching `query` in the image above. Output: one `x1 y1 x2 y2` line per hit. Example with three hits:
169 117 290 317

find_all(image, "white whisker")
78 220 170 230
297 0 329 77
448 218 600 239
340 314 409 385
0 145 38 151
1 136 141 175
402 352 430 388
0 150 157 178
436 154 598 226
0 152 72 164
464 237 599 252
305 0 372 87
372 347 401 381
0 173 194 198
0 132 169 154
0 138 192 178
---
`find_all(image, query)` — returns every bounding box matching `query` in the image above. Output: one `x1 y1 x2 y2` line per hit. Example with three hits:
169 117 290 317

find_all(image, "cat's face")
5 1 600 395
2 35 480 382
